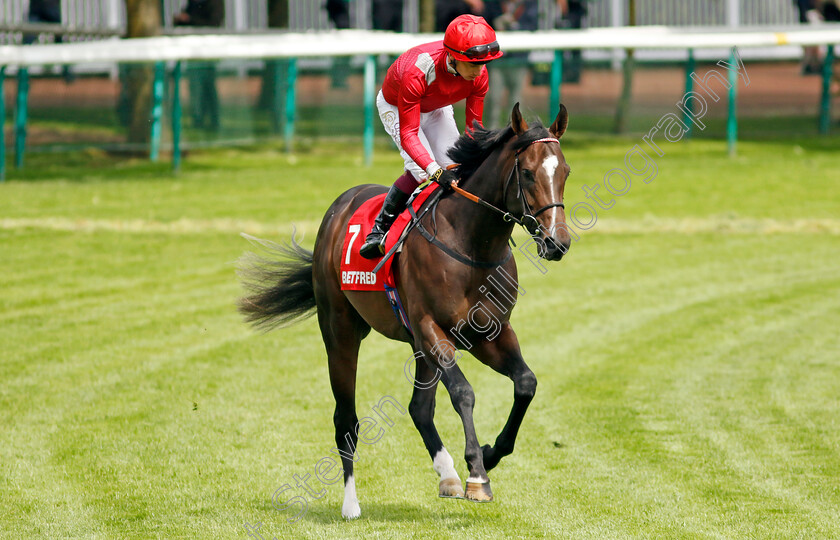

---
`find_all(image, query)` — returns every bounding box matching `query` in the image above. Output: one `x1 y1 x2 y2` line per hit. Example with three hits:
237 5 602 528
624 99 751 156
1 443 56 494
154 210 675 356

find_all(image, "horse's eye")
521 169 535 184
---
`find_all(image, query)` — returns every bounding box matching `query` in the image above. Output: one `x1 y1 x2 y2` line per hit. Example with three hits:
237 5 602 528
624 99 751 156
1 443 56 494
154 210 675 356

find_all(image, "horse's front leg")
471 322 537 472
416 322 493 502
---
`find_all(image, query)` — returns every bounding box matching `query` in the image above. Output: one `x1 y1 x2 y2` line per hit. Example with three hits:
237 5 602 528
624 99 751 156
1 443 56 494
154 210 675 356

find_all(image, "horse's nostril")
541 237 570 261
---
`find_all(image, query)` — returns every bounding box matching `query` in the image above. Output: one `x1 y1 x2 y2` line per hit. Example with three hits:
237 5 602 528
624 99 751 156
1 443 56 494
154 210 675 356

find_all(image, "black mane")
448 120 551 182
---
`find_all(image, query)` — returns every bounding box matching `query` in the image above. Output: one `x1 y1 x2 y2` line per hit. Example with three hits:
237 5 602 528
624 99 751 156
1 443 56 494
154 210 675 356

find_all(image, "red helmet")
443 14 503 63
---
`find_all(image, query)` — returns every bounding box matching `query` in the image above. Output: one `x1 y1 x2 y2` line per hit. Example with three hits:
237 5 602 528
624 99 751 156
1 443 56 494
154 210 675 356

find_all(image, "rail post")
550 50 563 121
1 66 6 182
682 48 696 138
14 67 29 169
819 44 835 135
363 55 376 167
172 61 183 172
726 47 738 157
284 58 297 154
149 61 165 162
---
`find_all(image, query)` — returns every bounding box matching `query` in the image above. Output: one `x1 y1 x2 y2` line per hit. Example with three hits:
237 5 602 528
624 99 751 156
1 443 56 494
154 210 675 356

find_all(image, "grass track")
1 134 839 538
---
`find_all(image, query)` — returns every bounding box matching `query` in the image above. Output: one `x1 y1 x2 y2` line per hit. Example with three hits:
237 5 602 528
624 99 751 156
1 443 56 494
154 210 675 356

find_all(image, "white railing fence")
1 0 801 43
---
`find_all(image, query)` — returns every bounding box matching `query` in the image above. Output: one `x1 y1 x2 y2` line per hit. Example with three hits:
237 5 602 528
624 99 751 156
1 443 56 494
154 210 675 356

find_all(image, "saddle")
340 182 441 292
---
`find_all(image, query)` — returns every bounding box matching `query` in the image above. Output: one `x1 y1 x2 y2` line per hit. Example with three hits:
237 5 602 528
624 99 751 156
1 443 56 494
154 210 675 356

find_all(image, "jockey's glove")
430 168 456 191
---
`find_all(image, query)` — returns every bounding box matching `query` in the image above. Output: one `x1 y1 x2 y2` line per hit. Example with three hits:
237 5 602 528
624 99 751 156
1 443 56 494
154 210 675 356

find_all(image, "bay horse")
238 103 571 519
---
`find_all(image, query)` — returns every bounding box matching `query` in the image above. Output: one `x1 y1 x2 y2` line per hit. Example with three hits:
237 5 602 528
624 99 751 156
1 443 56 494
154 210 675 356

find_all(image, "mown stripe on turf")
2 217 840 235
0 217 323 235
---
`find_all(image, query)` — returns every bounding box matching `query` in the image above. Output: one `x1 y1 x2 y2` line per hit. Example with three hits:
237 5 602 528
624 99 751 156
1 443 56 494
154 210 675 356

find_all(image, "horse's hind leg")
317 297 370 519
407 354 464 499
471 323 537 472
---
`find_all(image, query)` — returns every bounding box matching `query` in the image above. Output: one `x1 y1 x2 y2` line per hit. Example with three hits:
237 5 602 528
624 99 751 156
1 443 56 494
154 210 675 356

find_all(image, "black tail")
237 233 316 331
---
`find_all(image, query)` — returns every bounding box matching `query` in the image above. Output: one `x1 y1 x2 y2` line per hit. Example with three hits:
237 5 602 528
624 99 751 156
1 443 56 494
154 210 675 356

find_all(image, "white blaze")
542 155 560 230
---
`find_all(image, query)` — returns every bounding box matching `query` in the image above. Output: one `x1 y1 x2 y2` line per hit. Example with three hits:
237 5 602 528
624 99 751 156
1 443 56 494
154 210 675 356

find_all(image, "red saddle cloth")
340 183 440 291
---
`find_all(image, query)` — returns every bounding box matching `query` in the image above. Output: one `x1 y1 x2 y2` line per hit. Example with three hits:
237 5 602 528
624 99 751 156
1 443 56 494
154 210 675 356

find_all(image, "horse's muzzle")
539 236 570 261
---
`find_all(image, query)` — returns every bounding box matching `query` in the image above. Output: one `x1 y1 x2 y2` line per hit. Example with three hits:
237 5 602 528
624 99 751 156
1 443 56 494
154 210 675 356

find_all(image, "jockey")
359 14 504 259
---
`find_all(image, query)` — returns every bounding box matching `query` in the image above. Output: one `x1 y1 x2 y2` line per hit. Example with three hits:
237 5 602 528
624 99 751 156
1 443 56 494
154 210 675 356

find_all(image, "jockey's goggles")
445 40 500 61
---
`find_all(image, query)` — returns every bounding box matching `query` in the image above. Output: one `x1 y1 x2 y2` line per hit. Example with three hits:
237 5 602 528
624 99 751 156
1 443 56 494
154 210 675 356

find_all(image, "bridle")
377 136 565 273
450 136 564 236
505 137 565 235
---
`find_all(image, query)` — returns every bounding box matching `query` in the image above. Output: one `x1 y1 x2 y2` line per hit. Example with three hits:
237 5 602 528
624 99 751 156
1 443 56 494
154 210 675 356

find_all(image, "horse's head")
506 103 571 261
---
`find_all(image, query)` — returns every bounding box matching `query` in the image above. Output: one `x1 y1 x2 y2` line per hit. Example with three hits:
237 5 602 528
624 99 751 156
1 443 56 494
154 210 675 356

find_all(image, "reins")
409 200 513 269
449 181 518 222
371 186 445 274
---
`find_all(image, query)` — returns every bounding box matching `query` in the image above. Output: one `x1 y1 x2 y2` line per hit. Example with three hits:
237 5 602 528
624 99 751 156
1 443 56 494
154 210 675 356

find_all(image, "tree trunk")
267 0 289 28
123 0 161 145
419 0 435 33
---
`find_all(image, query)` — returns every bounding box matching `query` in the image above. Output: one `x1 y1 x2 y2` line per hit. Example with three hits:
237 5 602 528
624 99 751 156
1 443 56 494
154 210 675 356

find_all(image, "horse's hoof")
465 480 493 502
438 477 464 499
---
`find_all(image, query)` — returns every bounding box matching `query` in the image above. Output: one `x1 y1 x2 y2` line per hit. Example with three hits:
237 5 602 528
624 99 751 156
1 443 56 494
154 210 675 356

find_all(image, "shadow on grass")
301 501 476 525
244 495 477 530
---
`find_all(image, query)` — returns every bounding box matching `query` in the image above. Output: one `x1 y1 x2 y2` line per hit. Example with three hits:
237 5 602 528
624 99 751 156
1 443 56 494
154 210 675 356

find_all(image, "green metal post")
272 60 283 134
284 58 297 153
363 55 376 167
819 44 835 135
171 61 183 173
682 48 696 138
149 62 165 162
1 66 6 182
550 50 563 121
14 67 29 169
726 48 738 157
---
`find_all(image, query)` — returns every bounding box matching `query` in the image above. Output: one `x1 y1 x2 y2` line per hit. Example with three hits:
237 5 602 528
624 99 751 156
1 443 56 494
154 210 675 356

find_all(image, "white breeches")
376 90 461 182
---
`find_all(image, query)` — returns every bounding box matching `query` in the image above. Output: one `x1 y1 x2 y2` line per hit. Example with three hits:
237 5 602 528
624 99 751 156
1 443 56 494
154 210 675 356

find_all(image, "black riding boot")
359 185 411 259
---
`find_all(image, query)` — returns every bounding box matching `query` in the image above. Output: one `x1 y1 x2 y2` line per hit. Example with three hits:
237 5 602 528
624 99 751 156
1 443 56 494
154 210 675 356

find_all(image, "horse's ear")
550 103 569 138
511 102 528 135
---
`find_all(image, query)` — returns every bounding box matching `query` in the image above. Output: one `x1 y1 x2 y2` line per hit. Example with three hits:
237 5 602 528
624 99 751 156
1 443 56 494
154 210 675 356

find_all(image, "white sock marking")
466 476 488 484
433 448 461 481
341 475 361 519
